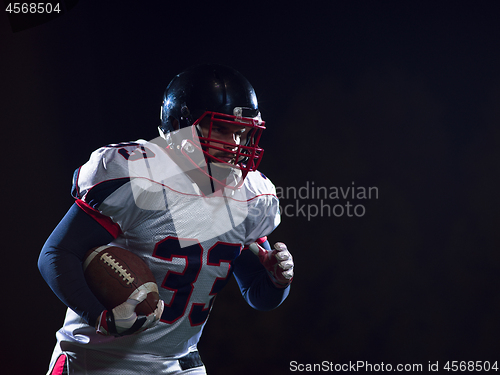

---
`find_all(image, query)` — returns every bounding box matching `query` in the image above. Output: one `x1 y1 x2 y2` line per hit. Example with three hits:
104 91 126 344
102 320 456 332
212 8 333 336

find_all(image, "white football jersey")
48 139 280 372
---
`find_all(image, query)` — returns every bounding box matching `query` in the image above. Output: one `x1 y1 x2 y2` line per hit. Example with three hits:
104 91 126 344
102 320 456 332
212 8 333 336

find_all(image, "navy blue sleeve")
38 203 116 326
232 240 290 311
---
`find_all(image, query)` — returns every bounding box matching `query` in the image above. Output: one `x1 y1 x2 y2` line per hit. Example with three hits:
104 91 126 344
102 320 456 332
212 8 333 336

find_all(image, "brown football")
83 245 160 316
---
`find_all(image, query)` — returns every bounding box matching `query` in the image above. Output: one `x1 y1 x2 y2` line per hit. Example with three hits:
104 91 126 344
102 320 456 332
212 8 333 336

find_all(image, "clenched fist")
249 242 294 288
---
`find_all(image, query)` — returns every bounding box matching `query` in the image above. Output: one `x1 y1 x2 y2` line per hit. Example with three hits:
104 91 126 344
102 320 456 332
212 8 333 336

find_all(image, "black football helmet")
159 64 265 189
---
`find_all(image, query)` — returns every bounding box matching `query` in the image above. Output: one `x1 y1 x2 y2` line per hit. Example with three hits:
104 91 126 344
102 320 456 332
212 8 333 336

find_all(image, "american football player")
38 64 294 375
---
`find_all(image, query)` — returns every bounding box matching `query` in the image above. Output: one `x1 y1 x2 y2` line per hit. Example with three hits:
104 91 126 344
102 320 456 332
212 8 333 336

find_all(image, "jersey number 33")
153 237 241 326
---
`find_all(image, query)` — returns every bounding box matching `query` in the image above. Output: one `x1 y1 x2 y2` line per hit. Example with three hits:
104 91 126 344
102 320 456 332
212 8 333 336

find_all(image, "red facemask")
179 111 265 189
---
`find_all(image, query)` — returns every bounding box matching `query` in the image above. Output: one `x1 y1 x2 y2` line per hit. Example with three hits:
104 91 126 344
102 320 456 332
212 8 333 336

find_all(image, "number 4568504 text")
5 2 61 14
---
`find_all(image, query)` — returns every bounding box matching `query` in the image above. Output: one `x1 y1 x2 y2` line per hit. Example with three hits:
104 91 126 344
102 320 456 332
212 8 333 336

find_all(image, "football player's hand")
95 289 164 337
249 242 294 288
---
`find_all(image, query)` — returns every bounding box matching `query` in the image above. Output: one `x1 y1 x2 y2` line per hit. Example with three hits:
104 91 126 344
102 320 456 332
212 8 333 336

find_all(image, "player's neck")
165 146 229 196
186 167 226 196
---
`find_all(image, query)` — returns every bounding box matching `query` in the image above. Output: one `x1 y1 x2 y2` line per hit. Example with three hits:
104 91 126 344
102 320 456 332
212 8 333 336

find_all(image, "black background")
1 1 500 374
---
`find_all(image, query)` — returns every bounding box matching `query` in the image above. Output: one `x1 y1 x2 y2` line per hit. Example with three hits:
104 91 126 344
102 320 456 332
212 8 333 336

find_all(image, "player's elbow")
38 243 53 278
38 237 63 281
243 284 290 311
248 300 282 311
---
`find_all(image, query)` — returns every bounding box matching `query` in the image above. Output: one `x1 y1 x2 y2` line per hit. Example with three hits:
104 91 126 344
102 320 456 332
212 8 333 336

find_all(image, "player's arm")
38 203 114 326
38 203 163 336
232 240 293 311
